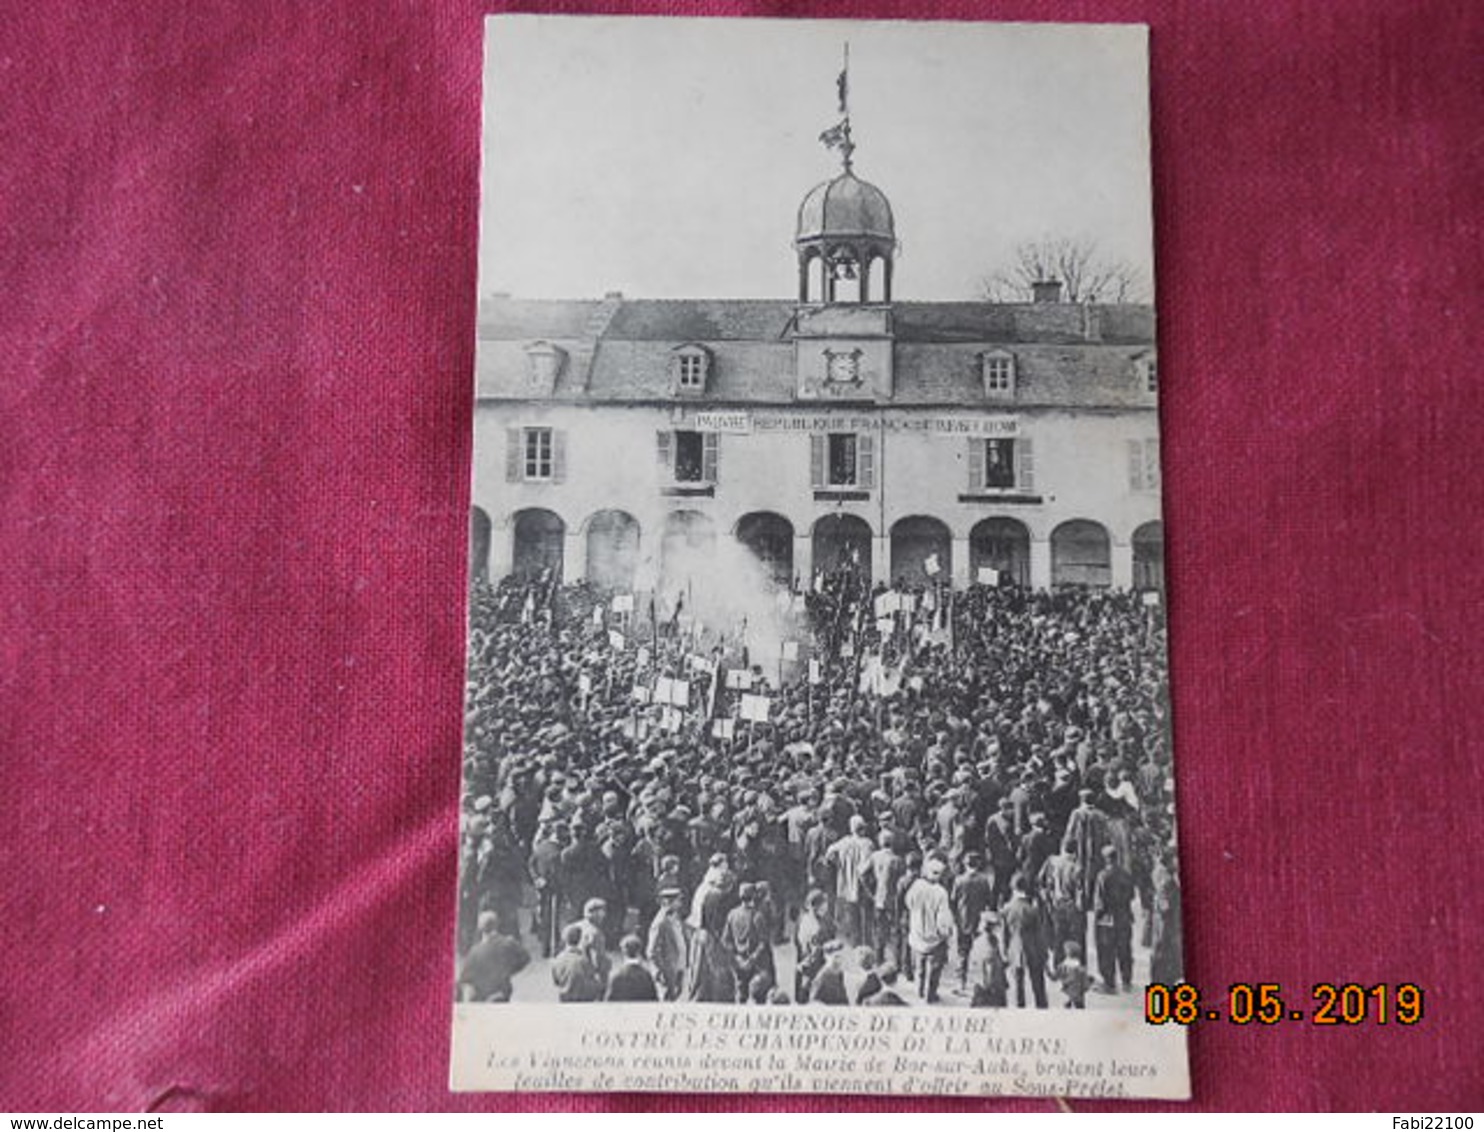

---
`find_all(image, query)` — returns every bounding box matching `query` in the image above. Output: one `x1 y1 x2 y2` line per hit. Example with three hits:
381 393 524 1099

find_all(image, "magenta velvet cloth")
2 0 1480 1113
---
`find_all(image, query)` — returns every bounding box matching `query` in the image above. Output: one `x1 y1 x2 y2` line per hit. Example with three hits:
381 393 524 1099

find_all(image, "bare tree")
979 237 1149 303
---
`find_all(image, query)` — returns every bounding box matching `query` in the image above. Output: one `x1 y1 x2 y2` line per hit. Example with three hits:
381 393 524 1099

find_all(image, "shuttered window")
812 432 875 490
508 427 565 483
1016 437 1035 492
969 436 1034 492
1128 438 1160 491
658 429 718 484
856 433 875 489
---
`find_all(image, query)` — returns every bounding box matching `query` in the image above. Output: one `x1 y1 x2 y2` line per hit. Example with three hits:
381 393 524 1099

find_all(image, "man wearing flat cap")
1092 843 1136 993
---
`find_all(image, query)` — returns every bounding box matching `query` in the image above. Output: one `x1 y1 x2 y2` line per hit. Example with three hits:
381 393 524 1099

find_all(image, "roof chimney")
1031 279 1063 304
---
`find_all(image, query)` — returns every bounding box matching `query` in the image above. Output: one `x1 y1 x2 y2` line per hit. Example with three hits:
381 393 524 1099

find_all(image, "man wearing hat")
646 887 690 1001
1020 811 1057 888
721 883 774 1004
1062 788 1111 910
951 851 994 992
966 910 1009 1008
1038 843 1086 968
1001 873 1052 1009
1092 843 1136 993
904 858 956 1004
528 821 565 958
984 797 1019 909
564 898 612 988
824 815 874 947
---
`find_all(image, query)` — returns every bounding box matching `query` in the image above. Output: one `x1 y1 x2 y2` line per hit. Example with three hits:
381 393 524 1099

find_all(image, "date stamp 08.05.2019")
1144 982 1424 1027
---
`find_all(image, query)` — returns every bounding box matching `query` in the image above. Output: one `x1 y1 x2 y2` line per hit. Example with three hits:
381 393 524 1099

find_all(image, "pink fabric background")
3 0 1480 1113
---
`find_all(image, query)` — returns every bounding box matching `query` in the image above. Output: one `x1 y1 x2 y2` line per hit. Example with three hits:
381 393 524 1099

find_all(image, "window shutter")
506 429 522 482
702 432 719 484
1127 440 1145 491
857 432 876 490
657 430 673 478
1144 439 1160 490
1017 437 1035 492
551 430 567 484
810 434 826 489
968 437 985 492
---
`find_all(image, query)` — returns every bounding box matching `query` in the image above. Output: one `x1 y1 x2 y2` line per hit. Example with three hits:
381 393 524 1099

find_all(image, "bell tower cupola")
794 45 896 304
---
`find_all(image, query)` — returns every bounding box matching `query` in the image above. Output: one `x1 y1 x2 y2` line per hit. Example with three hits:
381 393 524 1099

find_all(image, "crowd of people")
456 564 1183 1010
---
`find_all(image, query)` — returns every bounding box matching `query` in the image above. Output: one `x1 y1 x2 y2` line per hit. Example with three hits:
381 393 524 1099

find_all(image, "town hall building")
469 143 1164 599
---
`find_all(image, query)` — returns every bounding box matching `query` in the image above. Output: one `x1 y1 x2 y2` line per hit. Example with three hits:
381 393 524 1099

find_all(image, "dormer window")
982 350 1016 398
1135 350 1157 394
523 340 565 394
671 344 711 395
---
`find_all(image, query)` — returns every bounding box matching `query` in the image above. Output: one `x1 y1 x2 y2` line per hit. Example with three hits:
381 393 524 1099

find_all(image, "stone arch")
1133 520 1165 590
812 513 872 580
969 516 1030 587
511 507 565 580
890 515 952 587
1051 519 1112 588
735 511 794 588
584 509 640 592
469 506 492 585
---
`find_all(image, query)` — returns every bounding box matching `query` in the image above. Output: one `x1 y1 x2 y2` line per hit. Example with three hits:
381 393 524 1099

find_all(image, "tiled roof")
475 297 1156 408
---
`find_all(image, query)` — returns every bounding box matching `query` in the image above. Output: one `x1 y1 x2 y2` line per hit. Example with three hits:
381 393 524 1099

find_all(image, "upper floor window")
505 426 566 483
968 436 1035 493
657 429 718 484
523 341 566 393
982 350 1016 398
811 432 876 491
678 354 705 391
1135 351 1157 394
524 428 553 480
1128 438 1161 491
671 345 711 395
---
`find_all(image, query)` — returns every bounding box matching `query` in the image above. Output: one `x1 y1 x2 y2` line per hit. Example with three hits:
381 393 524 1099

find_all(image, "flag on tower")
819 121 849 151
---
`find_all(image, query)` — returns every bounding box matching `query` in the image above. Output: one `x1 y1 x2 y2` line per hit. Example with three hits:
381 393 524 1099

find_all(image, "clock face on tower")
825 348 862 386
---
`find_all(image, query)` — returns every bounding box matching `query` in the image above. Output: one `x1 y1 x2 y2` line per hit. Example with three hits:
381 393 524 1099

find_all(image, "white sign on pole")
712 718 735 740
876 617 894 637
631 685 650 704
592 605 604 626
608 630 625 650
808 658 822 685
1143 591 1161 606
841 641 855 658
782 640 799 661
725 669 754 691
636 646 651 669
740 693 771 723
978 567 1000 585
670 679 690 708
611 593 634 613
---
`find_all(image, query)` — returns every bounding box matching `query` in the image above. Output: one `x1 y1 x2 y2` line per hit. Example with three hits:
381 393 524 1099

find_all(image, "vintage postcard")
453 15 1186 1099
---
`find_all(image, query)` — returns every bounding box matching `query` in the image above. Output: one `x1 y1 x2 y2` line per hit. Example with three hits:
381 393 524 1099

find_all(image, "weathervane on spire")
818 42 855 171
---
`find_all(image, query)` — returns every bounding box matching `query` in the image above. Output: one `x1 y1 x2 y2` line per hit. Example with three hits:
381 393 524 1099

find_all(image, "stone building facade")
470 162 1163 597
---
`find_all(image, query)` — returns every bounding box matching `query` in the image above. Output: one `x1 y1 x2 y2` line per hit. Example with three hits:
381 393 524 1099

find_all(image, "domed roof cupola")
796 171 895 244
794 47 896 304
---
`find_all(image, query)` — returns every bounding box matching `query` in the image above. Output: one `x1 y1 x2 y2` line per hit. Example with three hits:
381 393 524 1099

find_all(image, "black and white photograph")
453 15 1187 1098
